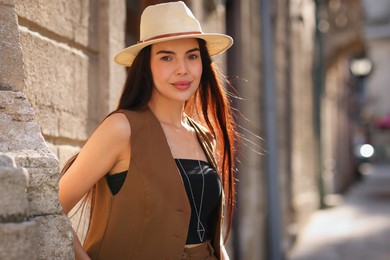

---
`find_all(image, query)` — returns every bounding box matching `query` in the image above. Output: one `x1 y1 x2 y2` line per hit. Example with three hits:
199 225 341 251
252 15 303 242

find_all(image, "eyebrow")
156 48 200 55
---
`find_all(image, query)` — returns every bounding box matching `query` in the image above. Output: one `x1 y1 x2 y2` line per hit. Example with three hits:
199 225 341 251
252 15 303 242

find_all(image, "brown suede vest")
83 108 223 259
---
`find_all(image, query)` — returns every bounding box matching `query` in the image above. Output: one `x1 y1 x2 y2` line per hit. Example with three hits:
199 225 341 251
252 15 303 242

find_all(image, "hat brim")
114 33 233 67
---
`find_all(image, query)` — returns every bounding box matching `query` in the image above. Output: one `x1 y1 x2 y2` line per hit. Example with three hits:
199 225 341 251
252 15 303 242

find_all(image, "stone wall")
1 0 72 258
0 0 125 258
0 154 36 259
14 0 126 168
0 91 73 259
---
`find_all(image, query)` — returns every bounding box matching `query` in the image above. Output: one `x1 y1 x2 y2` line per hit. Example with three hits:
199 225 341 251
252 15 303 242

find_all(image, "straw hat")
114 1 233 67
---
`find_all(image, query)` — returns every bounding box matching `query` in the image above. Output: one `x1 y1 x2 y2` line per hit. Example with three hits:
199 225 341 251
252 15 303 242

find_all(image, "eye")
160 56 172 61
188 54 199 60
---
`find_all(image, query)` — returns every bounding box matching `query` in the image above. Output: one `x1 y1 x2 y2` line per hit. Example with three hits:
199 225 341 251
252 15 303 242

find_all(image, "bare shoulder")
104 112 130 129
99 112 131 141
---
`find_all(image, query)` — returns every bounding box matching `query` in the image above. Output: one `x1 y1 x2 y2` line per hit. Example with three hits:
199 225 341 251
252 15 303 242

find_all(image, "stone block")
34 214 73 260
19 29 89 140
26 166 62 216
0 4 25 91
58 110 89 141
14 152 58 169
1 120 45 152
0 153 14 166
0 91 35 121
15 0 98 50
0 164 29 222
0 0 15 6
104 0 126 111
0 221 38 260
0 91 51 154
0 91 62 216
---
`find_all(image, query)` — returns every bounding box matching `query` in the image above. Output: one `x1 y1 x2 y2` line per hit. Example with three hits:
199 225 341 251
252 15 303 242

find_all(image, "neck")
148 99 186 129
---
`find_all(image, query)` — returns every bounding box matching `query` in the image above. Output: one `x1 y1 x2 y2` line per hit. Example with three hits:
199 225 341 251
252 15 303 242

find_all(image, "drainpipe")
313 0 326 209
259 0 283 259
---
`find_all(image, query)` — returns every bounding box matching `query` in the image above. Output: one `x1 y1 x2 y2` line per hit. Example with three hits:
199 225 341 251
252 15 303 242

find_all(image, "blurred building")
361 0 390 162
227 0 321 258
320 0 366 195
1 0 389 259
320 0 390 196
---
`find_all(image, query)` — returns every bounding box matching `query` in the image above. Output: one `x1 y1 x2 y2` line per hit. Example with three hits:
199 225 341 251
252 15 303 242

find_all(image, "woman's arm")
59 112 131 213
73 230 90 260
58 113 131 258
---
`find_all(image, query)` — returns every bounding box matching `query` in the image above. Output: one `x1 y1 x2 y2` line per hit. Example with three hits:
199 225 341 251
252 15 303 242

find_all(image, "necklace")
163 121 206 242
176 157 206 242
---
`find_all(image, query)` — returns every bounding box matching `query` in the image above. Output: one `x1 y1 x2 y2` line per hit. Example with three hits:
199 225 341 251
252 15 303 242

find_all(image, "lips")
171 81 192 90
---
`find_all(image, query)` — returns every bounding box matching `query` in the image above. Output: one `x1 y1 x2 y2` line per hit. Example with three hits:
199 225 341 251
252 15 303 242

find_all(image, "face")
149 38 202 105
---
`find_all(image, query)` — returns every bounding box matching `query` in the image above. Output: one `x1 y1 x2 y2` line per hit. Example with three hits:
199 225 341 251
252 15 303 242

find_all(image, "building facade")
2 0 387 259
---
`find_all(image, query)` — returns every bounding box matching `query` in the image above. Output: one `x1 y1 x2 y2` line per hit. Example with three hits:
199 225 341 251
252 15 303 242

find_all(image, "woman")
59 2 237 259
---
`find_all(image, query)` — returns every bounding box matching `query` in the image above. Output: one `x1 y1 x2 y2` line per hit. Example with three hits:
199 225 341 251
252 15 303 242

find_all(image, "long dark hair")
61 39 237 242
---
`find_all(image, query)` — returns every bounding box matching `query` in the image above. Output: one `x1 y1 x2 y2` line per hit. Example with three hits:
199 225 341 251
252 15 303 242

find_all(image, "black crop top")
106 159 222 244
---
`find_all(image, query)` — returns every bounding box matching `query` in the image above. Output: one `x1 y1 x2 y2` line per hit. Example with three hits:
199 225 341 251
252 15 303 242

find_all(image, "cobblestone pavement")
288 164 390 260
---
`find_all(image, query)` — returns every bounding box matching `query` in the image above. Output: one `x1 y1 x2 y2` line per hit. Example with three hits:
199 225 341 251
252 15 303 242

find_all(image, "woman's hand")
72 230 91 260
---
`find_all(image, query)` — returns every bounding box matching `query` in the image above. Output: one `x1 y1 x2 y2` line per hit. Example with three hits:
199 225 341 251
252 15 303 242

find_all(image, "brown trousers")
181 241 218 260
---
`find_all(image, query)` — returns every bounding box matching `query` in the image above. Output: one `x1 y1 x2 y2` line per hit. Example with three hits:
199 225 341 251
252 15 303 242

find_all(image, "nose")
175 58 188 75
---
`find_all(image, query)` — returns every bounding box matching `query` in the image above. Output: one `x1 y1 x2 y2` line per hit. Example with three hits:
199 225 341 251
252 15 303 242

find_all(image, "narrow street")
288 164 390 260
